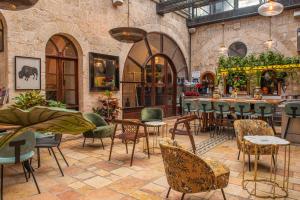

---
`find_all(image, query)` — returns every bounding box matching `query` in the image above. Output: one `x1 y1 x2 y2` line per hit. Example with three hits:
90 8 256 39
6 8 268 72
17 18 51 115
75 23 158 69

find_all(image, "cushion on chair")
84 113 108 127
141 108 163 122
0 151 34 164
83 125 114 139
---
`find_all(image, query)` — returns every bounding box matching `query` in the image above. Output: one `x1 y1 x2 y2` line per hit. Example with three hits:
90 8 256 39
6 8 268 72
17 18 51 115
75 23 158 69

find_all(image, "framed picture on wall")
15 56 41 90
89 52 119 92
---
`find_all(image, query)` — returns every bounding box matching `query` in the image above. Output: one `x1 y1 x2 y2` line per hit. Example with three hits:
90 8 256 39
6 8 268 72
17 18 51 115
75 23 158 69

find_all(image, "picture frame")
89 52 119 92
15 56 41 90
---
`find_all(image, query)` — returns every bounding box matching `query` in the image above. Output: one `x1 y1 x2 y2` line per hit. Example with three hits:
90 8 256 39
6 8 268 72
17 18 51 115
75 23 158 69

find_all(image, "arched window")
0 20 4 52
122 32 188 118
45 35 79 109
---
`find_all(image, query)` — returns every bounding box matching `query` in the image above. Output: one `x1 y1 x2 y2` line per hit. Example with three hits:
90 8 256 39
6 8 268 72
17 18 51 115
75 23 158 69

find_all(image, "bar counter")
185 97 284 105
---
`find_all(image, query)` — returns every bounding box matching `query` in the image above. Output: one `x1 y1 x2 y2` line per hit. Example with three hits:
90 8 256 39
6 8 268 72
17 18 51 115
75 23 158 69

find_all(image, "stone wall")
0 0 189 111
191 9 300 75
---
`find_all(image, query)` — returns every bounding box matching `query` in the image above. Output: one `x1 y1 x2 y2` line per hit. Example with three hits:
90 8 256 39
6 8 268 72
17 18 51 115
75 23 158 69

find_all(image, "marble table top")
144 121 166 127
244 135 290 146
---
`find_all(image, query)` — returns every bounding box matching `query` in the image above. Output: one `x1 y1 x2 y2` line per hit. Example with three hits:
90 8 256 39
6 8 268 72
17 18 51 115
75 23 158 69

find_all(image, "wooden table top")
0 124 21 131
187 97 285 105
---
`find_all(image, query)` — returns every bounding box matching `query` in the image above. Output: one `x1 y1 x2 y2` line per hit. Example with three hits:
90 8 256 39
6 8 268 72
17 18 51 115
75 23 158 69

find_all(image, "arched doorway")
122 32 188 118
200 71 215 95
45 35 79 110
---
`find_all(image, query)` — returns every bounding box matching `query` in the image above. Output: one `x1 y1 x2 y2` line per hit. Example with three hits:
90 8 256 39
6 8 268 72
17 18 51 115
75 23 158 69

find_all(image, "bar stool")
234 102 251 119
198 101 214 133
252 103 275 133
183 99 199 134
213 102 234 138
182 99 198 115
283 102 300 139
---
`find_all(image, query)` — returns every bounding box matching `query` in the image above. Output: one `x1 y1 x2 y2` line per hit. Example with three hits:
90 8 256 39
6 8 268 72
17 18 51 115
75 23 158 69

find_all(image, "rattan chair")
108 119 150 166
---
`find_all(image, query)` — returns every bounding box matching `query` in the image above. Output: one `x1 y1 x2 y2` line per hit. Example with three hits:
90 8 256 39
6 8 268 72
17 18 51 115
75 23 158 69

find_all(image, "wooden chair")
108 119 150 166
169 115 198 154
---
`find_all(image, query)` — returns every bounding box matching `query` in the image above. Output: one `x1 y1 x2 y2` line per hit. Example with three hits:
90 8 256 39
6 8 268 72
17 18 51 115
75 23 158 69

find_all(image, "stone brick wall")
191 9 300 96
191 9 300 74
0 0 189 111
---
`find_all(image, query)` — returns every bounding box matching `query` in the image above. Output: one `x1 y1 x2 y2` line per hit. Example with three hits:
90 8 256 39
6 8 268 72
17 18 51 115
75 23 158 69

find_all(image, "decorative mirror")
228 42 247 57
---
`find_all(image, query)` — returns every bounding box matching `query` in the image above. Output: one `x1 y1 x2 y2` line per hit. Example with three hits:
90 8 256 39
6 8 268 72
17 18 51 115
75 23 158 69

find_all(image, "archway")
45 35 79 110
200 71 215 95
122 32 188 118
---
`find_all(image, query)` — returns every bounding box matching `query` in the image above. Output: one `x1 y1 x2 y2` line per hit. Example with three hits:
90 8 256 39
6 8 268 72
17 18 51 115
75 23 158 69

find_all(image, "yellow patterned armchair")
234 119 277 171
160 139 230 200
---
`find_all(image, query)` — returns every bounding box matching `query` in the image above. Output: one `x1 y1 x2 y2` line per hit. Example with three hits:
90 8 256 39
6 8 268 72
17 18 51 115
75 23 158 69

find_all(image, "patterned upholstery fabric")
234 119 277 155
160 139 230 194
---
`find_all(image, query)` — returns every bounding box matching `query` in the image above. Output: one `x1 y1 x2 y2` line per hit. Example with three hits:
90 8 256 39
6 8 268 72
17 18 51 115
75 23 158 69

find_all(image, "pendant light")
258 0 284 17
109 0 147 43
219 23 227 53
0 0 38 11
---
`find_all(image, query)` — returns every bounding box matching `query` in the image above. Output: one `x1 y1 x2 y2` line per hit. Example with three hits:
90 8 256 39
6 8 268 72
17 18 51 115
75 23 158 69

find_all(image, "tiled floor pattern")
3 119 300 200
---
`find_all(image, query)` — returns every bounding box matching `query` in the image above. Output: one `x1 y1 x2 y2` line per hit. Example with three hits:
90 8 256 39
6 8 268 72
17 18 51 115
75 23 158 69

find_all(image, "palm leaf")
0 106 96 148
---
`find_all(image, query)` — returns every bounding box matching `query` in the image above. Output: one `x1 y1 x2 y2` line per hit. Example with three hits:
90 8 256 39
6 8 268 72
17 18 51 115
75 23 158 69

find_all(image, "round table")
144 121 167 153
242 135 290 199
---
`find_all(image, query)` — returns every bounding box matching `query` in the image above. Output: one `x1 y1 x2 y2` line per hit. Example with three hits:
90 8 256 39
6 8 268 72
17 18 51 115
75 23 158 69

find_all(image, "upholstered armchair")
160 139 229 200
234 119 277 171
141 107 163 123
83 113 114 149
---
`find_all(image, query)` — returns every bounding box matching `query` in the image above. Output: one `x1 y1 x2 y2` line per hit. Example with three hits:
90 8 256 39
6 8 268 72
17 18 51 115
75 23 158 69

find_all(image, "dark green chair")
83 113 114 149
198 101 214 133
182 99 198 115
234 102 251 119
283 102 300 139
252 103 275 133
0 131 40 199
141 108 163 123
213 102 234 138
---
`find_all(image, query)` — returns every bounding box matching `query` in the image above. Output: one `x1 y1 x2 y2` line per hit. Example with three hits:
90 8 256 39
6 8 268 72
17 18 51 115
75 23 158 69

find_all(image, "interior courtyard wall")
191 9 300 75
0 0 189 111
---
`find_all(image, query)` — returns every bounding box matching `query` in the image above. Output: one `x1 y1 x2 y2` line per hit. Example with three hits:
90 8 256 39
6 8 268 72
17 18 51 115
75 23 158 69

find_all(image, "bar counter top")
184 97 285 105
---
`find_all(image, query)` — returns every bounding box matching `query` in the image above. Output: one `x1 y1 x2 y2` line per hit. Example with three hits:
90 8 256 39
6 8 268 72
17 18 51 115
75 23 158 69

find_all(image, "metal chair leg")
166 187 171 198
37 147 41 168
82 137 86 148
57 146 69 167
221 188 227 200
22 162 28 182
1 165 3 200
248 154 251 171
108 137 115 161
50 147 64 176
24 160 40 194
237 150 240 160
100 138 105 150
181 193 185 200
284 117 291 139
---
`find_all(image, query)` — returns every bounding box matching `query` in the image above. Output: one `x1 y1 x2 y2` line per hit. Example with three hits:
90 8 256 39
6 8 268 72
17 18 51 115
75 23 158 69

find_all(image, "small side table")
242 135 290 199
144 121 167 153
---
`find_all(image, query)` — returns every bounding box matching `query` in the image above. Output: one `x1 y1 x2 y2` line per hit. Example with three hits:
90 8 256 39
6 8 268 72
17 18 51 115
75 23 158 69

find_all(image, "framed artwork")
89 52 119 91
15 56 41 90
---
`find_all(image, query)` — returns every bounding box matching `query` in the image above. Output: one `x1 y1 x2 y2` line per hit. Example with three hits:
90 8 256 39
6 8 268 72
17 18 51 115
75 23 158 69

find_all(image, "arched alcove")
122 32 188 118
45 34 80 110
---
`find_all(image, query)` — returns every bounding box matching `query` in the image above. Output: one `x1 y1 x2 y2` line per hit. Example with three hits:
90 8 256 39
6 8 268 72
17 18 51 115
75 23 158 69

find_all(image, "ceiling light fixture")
109 0 147 43
258 0 284 17
0 0 39 11
265 17 275 49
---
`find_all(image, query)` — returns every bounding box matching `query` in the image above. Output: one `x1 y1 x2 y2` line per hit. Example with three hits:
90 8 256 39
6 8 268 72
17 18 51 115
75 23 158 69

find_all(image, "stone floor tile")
83 176 112 189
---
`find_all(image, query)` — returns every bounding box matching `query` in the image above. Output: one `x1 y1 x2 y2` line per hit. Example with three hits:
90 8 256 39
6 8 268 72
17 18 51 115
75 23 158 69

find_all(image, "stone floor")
3 119 300 200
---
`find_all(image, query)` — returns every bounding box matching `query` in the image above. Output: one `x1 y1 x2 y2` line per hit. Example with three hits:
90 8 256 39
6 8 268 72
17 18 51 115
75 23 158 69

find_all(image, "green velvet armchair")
141 108 163 123
83 113 114 149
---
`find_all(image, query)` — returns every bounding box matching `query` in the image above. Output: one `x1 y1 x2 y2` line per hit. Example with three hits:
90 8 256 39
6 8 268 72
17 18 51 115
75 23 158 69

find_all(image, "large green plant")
218 51 300 69
12 91 66 110
0 106 95 149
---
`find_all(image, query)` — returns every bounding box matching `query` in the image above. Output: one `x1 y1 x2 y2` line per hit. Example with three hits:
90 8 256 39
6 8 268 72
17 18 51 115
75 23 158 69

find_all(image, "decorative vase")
253 87 263 100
